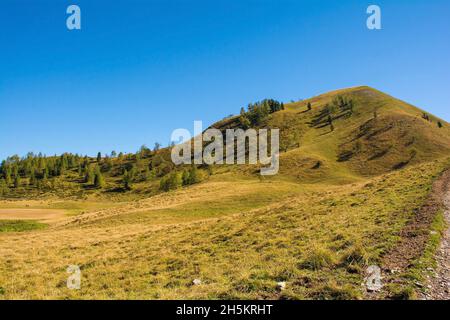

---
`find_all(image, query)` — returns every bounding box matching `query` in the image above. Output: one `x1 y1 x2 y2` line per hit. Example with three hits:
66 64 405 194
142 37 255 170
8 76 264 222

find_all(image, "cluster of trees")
0 153 84 191
422 113 444 128
159 166 200 192
239 99 284 128
310 96 355 132
332 96 354 114
0 141 208 196
82 164 105 188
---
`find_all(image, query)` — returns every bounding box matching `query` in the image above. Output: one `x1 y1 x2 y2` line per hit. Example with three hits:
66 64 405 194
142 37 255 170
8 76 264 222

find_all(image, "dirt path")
423 191 450 299
378 169 450 299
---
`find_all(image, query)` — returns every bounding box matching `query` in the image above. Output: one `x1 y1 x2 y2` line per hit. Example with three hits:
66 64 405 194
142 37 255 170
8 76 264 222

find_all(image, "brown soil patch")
423 192 450 299
0 208 68 223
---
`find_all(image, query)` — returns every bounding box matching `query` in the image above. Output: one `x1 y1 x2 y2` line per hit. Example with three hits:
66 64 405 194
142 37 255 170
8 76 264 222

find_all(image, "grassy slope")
1 86 450 299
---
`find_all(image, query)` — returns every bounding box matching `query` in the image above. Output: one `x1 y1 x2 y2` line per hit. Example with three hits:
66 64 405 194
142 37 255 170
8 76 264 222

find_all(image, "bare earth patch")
0 209 68 223
423 191 450 299
379 169 450 299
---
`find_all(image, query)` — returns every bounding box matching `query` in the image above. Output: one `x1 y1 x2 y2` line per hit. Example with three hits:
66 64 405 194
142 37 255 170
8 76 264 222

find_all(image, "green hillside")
2 86 449 200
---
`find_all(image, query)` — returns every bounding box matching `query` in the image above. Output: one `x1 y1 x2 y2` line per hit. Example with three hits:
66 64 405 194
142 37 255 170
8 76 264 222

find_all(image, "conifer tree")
182 170 190 186
29 170 37 186
5 167 12 186
0 178 8 195
123 169 132 190
94 167 105 188
84 166 95 184
14 175 21 188
188 166 199 185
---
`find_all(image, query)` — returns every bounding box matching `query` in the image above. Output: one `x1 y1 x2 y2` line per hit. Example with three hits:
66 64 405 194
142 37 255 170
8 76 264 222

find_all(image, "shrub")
160 172 181 191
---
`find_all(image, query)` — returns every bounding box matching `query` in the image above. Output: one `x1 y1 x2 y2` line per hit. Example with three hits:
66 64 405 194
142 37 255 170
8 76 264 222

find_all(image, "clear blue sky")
1 0 449 161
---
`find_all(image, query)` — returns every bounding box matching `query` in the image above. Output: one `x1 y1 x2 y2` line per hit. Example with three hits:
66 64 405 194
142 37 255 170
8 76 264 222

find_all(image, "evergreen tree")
182 170 190 186
144 167 154 181
97 152 102 163
328 115 334 132
438 121 443 128
188 166 199 185
4 167 12 186
29 170 37 186
84 166 95 184
160 172 181 191
307 102 312 111
14 175 21 188
0 178 8 195
123 169 132 190
94 167 105 188
42 167 49 181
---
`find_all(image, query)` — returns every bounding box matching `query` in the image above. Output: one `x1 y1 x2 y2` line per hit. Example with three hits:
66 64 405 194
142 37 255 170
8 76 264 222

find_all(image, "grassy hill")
1 86 449 299
2 86 449 200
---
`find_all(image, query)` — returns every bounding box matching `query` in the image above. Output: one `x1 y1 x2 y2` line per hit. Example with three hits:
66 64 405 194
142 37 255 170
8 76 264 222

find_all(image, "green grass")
0 220 47 233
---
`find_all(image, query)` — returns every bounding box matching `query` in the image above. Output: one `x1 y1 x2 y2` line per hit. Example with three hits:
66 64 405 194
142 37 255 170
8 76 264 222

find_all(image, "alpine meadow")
1 86 450 300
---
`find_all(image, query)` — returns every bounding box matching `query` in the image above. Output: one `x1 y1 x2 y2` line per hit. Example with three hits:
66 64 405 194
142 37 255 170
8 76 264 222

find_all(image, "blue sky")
1 0 449 161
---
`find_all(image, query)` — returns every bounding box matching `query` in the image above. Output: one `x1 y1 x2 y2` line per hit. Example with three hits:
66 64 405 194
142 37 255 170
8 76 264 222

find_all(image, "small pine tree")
29 170 37 186
160 172 181 191
438 121 443 128
5 169 12 186
188 166 199 184
42 167 48 181
84 166 95 184
94 168 105 188
143 167 149 181
97 152 102 163
307 102 312 111
14 175 21 188
327 115 334 132
123 169 132 190
182 170 190 186
0 178 8 195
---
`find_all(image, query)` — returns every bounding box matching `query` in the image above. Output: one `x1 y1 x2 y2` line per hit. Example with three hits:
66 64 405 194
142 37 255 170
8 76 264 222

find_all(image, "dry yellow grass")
1 158 448 299
1 87 449 299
